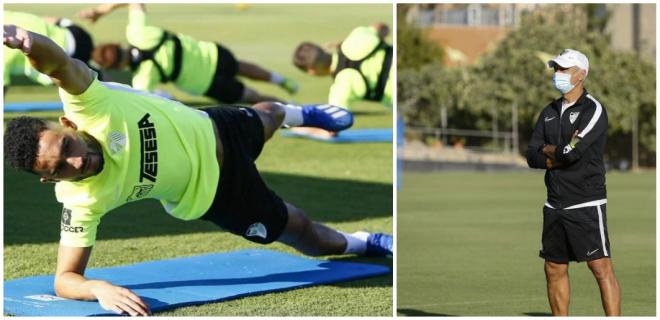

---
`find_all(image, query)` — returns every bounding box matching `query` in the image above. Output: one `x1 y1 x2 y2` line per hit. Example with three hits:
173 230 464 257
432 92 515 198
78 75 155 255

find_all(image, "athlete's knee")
544 261 568 279
253 102 285 127
587 259 613 280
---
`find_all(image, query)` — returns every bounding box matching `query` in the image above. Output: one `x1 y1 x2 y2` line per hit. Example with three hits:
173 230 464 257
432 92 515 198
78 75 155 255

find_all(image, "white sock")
270 72 285 84
281 103 304 127
340 231 369 255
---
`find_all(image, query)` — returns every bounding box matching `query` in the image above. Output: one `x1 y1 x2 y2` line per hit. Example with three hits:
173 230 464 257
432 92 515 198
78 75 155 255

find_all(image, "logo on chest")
108 131 127 154
569 111 580 124
138 113 158 183
125 114 158 203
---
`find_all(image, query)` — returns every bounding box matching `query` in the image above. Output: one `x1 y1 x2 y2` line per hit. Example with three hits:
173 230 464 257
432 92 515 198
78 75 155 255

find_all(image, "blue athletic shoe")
366 233 393 257
301 104 354 132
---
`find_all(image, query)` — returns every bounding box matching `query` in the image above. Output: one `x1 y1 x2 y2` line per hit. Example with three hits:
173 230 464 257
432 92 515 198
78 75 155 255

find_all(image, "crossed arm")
526 106 607 170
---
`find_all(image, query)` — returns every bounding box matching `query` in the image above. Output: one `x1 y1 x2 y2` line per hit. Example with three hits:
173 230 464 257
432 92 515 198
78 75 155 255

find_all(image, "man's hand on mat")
91 281 151 316
3 24 33 54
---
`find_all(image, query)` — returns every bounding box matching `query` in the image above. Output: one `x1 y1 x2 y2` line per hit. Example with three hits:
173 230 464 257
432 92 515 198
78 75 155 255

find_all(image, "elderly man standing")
526 49 621 316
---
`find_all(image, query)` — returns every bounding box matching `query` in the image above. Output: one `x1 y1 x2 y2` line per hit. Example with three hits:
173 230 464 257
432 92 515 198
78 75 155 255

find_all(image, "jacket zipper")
554 107 563 208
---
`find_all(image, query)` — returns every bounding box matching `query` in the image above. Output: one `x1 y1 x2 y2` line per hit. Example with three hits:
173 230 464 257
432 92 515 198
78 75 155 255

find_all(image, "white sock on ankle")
270 72 285 84
340 231 369 255
281 103 304 126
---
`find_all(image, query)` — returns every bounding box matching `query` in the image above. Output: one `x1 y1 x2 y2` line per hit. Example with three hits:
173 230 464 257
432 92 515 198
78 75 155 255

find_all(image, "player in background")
292 23 392 137
79 3 298 103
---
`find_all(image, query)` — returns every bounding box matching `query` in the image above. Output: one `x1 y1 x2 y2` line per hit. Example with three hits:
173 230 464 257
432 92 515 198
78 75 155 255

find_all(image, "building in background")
606 3 656 61
405 3 655 66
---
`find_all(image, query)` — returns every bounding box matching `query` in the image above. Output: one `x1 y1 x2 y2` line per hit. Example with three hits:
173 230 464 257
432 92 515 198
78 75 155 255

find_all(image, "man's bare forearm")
54 272 107 301
23 30 70 77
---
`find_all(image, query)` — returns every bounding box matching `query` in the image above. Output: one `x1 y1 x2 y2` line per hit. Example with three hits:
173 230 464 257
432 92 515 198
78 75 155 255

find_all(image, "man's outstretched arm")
3 24 92 95
55 245 151 316
79 3 146 23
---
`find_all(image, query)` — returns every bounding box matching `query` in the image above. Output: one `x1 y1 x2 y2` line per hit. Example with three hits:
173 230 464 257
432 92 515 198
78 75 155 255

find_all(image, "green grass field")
4 4 393 316
397 171 655 316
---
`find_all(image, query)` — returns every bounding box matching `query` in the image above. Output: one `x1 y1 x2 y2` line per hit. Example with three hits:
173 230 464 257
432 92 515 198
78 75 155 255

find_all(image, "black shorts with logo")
204 45 245 104
199 106 288 244
539 204 611 263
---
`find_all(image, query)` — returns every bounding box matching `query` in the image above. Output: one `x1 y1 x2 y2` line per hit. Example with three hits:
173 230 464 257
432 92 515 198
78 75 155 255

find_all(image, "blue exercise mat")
4 101 63 112
4 249 390 316
281 128 392 143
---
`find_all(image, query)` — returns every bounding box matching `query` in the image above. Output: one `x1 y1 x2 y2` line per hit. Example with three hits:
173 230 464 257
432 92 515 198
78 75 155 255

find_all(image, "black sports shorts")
199 106 288 244
204 44 245 104
539 204 611 263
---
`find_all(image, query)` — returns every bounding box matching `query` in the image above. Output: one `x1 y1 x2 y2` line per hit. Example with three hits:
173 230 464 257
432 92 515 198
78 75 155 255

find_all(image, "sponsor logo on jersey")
245 222 267 239
126 184 154 202
61 207 72 225
61 208 84 233
138 113 158 183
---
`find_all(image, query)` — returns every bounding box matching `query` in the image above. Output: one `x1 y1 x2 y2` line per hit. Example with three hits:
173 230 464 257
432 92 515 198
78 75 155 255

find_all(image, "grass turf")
3 4 393 316
396 171 655 316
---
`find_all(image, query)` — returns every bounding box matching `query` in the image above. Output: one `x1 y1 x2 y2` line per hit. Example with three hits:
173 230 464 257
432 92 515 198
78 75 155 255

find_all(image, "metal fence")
404 126 519 154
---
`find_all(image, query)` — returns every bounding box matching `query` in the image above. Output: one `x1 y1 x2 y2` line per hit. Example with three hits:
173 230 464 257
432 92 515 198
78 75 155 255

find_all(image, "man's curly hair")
4 116 48 172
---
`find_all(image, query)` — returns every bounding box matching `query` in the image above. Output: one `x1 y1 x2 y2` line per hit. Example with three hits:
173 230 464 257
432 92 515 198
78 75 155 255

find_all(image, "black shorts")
539 204 611 263
204 44 245 103
56 20 94 63
199 106 288 244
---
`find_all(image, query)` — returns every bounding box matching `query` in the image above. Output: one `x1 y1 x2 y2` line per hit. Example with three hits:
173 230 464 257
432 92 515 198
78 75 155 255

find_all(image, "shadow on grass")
397 308 455 316
523 312 552 316
5 166 392 245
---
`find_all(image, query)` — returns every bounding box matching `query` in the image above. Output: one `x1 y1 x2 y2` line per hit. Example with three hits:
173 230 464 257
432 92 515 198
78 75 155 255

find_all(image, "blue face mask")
552 72 575 94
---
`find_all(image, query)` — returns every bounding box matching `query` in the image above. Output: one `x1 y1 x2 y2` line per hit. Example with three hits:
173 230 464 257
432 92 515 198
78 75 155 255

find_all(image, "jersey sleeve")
59 205 102 247
526 111 548 169
126 6 165 49
131 62 160 92
555 101 608 165
58 72 109 116
328 70 365 109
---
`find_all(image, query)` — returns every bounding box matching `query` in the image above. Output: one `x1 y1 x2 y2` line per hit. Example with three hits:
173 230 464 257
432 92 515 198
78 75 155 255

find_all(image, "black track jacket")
526 89 608 209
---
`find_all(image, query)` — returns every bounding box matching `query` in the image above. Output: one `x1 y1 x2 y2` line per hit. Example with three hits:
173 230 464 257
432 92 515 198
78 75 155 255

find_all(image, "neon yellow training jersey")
4 11 69 86
57 72 219 247
126 8 218 95
328 26 393 109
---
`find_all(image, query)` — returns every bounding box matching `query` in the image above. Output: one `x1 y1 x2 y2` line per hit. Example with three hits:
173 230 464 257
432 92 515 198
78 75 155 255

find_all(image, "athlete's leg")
252 101 285 141
238 60 298 94
587 258 621 316
544 260 570 316
277 202 347 256
248 103 387 257
251 101 354 137
238 61 272 81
